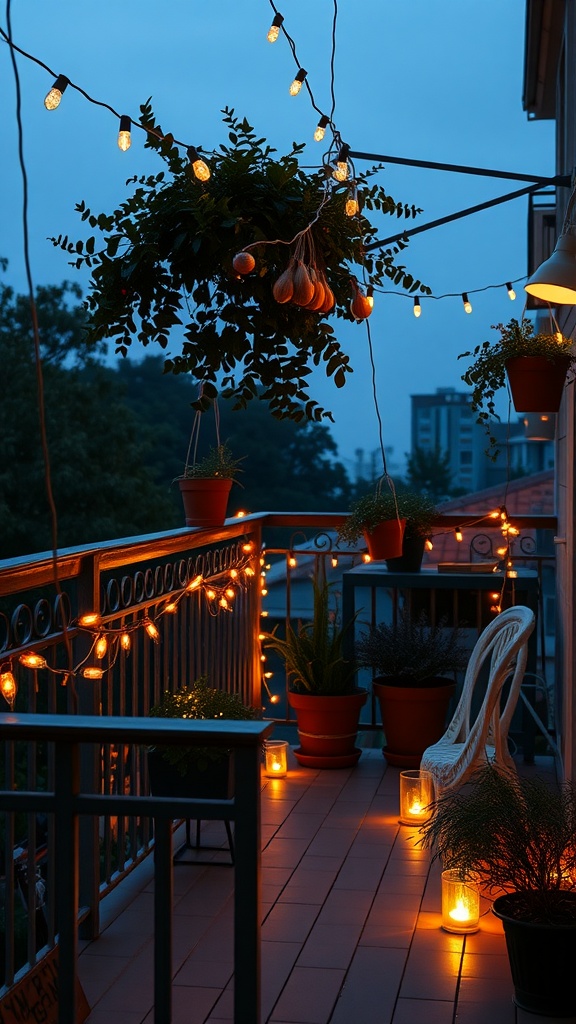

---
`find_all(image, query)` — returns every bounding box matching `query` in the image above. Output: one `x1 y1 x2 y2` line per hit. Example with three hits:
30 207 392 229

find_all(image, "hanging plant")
51 105 429 422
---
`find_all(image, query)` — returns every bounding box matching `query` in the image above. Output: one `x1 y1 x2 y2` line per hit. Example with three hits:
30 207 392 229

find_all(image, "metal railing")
0 713 272 1024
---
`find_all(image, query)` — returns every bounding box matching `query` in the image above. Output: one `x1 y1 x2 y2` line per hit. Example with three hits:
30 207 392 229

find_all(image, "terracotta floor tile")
392 997 455 1024
269 965 346 1023
170 984 222 1024
305 827 357 858
261 940 302 1018
330 946 407 1024
317 887 374 926
333 856 385 891
297 921 364 969
261 901 320 943
454 998 515 1024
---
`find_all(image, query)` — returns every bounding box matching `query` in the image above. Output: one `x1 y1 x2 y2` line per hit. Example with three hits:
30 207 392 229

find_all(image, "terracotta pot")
493 892 576 1017
178 477 232 528
288 689 368 768
505 355 571 413
373 677 455 768
363 518 406 561
385 535 426 573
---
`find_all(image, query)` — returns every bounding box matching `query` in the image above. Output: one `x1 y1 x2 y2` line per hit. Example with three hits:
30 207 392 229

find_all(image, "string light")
0 668 17 709
331 554 338 568
332 144 350 182
187 574 203 592
79 613 101 628
425 537 434 551
413 297 422 318
117 114 131 152
44 74 69 110
289 68 307 96
288 553 297 568
455 527 463 542
267 12 284 42
314 115 329 142
83 666 104 680
462 292 472 314
366 285 374 309
506 282 516 300
19 653 47 669
362 553 371 563
120 632 131 652
187 146 211 182
345 186 359 217
144 618 160 642
95 634 108 659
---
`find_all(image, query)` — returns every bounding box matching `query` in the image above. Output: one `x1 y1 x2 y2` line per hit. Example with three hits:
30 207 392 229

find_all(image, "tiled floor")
78 749 573 1024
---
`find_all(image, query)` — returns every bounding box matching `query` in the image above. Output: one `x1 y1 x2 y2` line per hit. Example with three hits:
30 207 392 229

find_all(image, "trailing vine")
51 105 429 422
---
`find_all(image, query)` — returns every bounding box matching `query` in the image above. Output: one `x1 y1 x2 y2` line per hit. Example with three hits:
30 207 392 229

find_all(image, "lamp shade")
525 233 576 304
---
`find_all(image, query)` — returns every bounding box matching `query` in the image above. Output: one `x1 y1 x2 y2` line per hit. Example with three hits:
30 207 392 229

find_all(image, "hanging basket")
505 355 571 413
363 518 406 561
178 477 233 528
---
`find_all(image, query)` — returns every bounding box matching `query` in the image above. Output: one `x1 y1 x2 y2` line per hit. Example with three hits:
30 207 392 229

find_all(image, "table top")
342 565 539 590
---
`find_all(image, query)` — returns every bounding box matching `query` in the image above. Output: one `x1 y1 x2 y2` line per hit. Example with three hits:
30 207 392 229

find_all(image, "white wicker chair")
420 605 535 795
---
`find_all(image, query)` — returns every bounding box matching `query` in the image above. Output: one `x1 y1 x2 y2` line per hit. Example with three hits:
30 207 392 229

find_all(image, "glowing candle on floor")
441 870 480 933
264 740 288 778
399 770 433 825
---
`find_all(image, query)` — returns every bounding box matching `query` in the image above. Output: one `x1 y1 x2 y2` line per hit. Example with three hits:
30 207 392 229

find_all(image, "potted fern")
177 443 243 528
263 578 366 768
356 611 467 767
459 317 575 455
419 765 576 1017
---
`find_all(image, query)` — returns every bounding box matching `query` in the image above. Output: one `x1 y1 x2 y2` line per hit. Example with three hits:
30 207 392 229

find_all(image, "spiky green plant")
149 676 258 774
179 443 244 481
355 610 467 685
264 579 358 695
419 765 576 923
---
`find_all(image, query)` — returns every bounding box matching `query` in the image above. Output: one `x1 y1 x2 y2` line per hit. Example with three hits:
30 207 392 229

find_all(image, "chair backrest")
425 605 535 783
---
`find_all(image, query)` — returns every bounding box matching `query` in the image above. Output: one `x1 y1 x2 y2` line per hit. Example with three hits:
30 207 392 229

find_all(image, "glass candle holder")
399 769 433 824
264 740 288 778
441 869 480 933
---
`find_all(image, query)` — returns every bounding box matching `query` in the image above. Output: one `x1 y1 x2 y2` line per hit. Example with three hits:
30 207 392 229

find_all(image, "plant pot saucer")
382 747 422 768
293 747 362 768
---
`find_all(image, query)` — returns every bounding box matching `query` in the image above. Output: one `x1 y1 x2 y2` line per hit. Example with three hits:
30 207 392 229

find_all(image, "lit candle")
441 870 480 933
264 740 288 778
399 770 433 825
448 899 470 923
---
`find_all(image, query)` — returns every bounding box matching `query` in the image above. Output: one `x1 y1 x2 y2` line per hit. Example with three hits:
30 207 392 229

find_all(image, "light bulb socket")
119 114 131 133
337 143 350 163
295 68 307 83
53 74 69 95
317 115 329 130
271 13 284 28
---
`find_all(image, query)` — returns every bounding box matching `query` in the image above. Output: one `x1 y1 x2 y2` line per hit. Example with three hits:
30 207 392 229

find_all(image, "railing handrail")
0 713 271 747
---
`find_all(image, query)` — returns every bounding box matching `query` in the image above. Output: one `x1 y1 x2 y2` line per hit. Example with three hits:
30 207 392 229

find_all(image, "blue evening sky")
1 1 554 476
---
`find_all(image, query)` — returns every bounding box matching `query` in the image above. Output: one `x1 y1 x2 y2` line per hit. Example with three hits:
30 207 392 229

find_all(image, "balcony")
0 512 560 1023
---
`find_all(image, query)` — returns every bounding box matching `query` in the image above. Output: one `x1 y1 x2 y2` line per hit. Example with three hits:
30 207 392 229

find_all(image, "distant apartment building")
411 387 554 494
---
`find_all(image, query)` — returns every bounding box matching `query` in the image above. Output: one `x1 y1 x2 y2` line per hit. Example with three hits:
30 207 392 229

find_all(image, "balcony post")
233 742 262 1024
54 738 80 1024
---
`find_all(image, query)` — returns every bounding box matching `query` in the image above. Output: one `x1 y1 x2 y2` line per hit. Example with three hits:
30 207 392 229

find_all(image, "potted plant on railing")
263 578 366 768
419 764 576 1017
459 317 576 455
337 489 437 567
176 442 244 528
356 610 467 767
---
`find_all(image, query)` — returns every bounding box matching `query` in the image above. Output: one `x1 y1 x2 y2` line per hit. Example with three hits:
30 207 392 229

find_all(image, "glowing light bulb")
95 634 108 659
288 555 297 568
261 587 268 597
225 587 235 600
314 115 329 142
462 293 472 314
489 510 500 519
267 13 283 42
496 546 508 556
506 282 516 300
19 653 47 669
425 538 433 551
331 555 338 568
261 610 269 617
163 601 178 613
413 297 422 318
83 666 104 680
236 510 247 518
270 693 280 704
362 553 371 563
206 589 216 600
187 574 203 592
289 68 307 96
187 146 211 181
230 569 239 579
120 632 131 652
455 527 463 543
44 75 69 110
332 162 348 182
345 190 359 217
366 285 374 309
244 566 255 577
264 671 274 679
144 619 160 642
79 613 101 628
117 115 131 152
219 597 229 610
0 670 17 709
243 542 254 553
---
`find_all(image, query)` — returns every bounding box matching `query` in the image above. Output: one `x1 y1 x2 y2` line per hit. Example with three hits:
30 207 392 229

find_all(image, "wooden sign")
0 947 90 1024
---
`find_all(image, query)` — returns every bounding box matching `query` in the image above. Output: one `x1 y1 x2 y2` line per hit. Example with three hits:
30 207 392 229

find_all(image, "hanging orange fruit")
304 268 326 311
318 278 335 314
291 261 315 306
272 260 296 304
232 252 256 275
349 278 373 320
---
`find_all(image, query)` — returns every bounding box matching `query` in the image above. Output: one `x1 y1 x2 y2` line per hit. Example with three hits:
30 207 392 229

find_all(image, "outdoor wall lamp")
525 185 576 303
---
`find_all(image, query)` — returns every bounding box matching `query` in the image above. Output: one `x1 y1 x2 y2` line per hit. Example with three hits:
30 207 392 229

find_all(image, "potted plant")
459 317 576 455
147 676 259 798
337 489 437 567
356 610 467 767
177 442 244 528
419 764 576 1017
263 578 367 768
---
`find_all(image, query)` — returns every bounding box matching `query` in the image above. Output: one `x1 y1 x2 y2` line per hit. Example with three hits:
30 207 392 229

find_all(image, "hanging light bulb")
243 541 254 553
187 146 211 181
187 574 203 592
362 553 371 563
144 619 160 642
267 12 284 42
163 601 178 613
345 187 359 217
83 666 104 680
506 282 516 300
79 612 101 628
288 553 297 568
332 144 350 182
289 68 307 96
0 669 17 709
206 588 217 600
117 115 132 152
455 527 463 543
120 632 131 652
462 293 472 314
413 297 422 318
314 115 329 142
225 587 235 600
95 634 108 659
19 652 47 669
331 554 339 568
425 537 434 551
44 75 69 110
366 285 374 309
